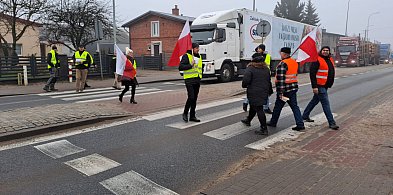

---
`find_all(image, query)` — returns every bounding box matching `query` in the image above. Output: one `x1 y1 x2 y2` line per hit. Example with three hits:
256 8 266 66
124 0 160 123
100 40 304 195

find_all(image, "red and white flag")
168 19 192 66
296 27 319 64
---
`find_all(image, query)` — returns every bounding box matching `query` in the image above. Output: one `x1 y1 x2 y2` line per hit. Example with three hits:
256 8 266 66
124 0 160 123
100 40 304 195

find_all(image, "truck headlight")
205 62 213 72
335 60 339 63
385 60 389 63
351 60 356 63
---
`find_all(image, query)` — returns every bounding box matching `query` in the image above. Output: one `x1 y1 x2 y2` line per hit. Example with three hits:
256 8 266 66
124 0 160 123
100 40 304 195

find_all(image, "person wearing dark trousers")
302 46 339 130
84 53 94 89
268 47 305 131
43 45 60 92
243 44 273 114
119 48 137 104
179 43 203 123
241 53 273 135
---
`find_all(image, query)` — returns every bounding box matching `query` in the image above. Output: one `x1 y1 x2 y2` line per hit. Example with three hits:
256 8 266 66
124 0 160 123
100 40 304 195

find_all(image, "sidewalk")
0 69 182 96
201 83 393 194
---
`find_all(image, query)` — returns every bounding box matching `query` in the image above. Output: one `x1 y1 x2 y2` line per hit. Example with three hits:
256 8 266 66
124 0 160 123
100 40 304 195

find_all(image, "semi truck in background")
335 36 380 67
379 44 391 64
190 8 322 82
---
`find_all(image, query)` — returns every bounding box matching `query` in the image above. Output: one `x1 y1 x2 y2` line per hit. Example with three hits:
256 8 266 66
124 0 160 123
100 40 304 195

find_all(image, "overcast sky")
115 0 393 45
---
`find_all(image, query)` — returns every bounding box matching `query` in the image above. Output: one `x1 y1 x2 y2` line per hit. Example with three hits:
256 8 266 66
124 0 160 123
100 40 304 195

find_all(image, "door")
153 44 160 56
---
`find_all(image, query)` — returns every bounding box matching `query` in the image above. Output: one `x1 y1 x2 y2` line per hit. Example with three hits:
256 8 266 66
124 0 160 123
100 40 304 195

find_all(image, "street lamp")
366 12 379 41
253 0 256 11
345 0 351 36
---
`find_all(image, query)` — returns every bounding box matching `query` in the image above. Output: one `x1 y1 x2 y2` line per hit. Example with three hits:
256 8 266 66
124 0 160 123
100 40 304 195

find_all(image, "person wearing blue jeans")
302 46 339 130
268 47 305 131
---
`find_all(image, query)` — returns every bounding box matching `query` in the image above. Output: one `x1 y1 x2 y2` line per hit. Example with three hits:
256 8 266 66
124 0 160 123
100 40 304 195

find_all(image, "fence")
0 54 166 82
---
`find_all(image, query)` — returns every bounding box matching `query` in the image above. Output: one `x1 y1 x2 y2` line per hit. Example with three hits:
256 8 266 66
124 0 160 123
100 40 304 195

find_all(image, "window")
151 21 159 37
14 44 22 56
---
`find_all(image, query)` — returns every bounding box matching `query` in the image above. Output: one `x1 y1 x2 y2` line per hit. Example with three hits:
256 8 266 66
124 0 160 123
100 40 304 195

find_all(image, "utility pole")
345 0 351 36
112 0 117 45
253 0 256 11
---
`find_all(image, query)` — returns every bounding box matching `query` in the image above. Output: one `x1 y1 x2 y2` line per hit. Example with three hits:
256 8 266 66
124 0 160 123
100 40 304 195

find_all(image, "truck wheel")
218 63 233 82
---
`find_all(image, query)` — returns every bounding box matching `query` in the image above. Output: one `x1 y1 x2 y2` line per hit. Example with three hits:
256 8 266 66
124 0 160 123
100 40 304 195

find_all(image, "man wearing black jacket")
179 43 203 122
302 46 339 130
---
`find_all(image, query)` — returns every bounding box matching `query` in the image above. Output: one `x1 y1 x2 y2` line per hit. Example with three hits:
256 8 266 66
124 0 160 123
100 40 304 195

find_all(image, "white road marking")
203 107 293 140
245 113 337 150
34 140 85 159
166 107 244 129
64 153 121 176
62 88 159 101
100 170 179 195
53 87 148 98
76 90 174 103
143 98 243 121
0 118 141 152
38 87 114 96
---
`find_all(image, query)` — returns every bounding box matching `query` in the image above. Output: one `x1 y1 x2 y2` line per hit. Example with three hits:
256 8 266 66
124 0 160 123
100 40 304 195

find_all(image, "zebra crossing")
37 86 173 103
31 98 335 194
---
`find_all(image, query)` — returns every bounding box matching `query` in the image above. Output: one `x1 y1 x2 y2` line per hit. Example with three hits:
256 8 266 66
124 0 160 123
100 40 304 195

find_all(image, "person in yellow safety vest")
179 43 203 123
43 45 61 92
72 45 92 93
267 47 305 131
302 46 339 130
243 44 273 114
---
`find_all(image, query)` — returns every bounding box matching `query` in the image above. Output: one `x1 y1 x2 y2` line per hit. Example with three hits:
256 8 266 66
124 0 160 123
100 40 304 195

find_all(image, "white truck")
190 8 322 82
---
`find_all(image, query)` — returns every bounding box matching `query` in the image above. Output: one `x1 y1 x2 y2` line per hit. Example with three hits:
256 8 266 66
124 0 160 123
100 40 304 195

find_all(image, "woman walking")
241 53 273 135
119 48 138 104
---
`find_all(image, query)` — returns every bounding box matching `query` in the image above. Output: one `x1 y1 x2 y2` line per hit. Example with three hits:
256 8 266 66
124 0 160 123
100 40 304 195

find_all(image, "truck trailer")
190 8 322 82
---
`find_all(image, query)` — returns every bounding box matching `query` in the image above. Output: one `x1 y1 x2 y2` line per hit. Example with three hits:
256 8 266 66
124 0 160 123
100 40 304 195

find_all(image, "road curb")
0 114 132 142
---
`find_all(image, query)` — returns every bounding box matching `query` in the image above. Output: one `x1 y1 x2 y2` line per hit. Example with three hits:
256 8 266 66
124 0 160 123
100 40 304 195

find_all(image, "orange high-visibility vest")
278 58 298 84
316 56 334 86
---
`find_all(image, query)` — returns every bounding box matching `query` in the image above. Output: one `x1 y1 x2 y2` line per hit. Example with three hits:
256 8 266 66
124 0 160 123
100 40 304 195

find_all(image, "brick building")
122 5 194 60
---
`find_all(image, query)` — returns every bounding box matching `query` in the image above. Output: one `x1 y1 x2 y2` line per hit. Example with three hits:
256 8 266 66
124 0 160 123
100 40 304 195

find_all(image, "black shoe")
243 103 248 112
255 127 268 135
264 108 273 114
329 124 339 130
43 87 51 92
189 117 201 122
118 94 123 102
241 119 251 126
130 99 137 104
267 122 276 127
303 118 314 122
112 86 117 89
182 113 188 123
85 84 91 88
292 126 306 131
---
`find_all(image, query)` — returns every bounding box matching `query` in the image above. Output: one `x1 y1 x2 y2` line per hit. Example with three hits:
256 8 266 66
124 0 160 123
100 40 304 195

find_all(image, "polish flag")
296 27 319 64
168 20 192 66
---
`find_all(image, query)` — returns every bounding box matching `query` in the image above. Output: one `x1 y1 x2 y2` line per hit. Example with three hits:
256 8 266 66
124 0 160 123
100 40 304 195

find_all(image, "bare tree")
43 0 112 51
0 0 48 57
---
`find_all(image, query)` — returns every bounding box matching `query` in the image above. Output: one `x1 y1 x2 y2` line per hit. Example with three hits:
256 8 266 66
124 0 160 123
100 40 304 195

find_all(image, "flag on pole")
296 27 319 64
115 44 135 79
168 19 192 66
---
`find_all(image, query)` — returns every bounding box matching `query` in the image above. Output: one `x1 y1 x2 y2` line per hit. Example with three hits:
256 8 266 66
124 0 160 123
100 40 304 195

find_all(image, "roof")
0 13 43 27
122 11 195 27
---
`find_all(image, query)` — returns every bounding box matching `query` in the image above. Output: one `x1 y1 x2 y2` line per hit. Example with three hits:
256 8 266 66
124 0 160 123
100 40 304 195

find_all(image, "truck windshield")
191 30 215 45
338 46 356 53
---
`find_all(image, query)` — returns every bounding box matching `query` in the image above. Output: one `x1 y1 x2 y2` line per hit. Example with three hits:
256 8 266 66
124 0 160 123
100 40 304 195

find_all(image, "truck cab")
190 10 241 82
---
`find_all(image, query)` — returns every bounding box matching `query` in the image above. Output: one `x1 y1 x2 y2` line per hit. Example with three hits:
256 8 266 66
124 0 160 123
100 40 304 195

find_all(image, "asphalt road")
1 67 393 194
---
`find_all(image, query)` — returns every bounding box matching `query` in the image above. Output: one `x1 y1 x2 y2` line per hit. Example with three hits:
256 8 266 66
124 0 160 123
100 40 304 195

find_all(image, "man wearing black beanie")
268 47 305 131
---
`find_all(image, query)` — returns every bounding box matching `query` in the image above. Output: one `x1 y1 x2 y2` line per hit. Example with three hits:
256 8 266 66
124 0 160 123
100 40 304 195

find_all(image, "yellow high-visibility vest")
75 51 89 67
48 50 60 69
183 53 202 79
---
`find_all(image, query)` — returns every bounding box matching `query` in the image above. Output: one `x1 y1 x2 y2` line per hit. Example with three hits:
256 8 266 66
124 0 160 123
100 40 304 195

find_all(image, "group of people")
43 45 139 104
43 45 93 93
180 43 339 135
